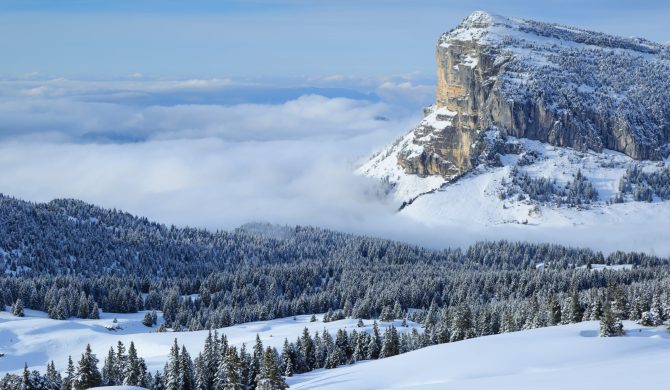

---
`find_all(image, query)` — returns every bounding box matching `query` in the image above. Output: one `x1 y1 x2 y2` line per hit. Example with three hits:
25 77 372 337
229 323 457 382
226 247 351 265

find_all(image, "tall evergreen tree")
72 344 102 390
89 303 100 320
22 363 34 390
366 323 381 360
381 325 400 358
151 370 166 390
179 346 195 390
599 299 625 337
450 304 473 342
256 347 286 390
300 328 316 371
222 346 243 390
123 341 142 386
249 335 264 389
11 298 24 317
101 347 117 386
279 339 293 378
61 356 75 390
164 339 181 390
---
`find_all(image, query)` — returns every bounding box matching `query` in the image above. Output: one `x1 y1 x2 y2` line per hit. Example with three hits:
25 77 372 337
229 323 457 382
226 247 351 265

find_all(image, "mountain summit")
361 11 670 187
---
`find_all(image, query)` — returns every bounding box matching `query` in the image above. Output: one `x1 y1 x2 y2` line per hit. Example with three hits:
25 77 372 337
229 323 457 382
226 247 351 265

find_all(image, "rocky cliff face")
365 11 670 181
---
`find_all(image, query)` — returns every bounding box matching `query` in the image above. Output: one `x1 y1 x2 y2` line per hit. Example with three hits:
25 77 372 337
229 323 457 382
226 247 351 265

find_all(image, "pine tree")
164 339 181 390
194 353 206 390
343 299 353 317
249 334 263 389
353 332 368 362
89 303 100 319
424 301 438 327
22 363 34 390
650 293 664 323
139 358 150 388
143 312 155 327
334 329 350 364
61 356 75 390
279 339 293 378
300 328 316 371
238 344 251 390
72 344 102 390
599 299 624 337
222 346 243 390
365 321 382 360
393 301 404 319
256 347 286 390
114 341 127 385
179 346 195 390
123 341 142 386
379 305 393 322
50 297 68 320
101 347 117 386
381 325 400 358
45 361 62 390
152 371 166 390
195 330 216 390
313 331 326 368
450 304 473 342
77 293 89 319
546 294 562 325
11 298 24 317
213 351 226 390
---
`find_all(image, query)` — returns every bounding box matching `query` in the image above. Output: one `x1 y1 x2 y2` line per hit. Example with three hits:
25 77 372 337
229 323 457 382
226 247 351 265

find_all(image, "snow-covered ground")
288 321 670 389
5 308 670 389
361 134 670 256
0 309 419 375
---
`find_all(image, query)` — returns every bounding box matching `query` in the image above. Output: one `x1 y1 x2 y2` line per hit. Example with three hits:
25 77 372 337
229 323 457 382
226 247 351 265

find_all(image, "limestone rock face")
380 11 670 178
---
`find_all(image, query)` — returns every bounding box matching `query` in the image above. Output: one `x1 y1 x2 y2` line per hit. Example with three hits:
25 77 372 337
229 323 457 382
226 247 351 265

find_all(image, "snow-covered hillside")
288 320 670 389
0 309 419 376
356 107 453 201
361 131 670 255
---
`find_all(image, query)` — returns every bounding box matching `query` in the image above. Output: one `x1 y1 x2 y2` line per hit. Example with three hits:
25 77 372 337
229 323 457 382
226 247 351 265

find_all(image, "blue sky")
1 0 668 79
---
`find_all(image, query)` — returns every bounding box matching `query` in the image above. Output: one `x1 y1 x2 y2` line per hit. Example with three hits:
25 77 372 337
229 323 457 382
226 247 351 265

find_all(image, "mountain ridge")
362 11 670 186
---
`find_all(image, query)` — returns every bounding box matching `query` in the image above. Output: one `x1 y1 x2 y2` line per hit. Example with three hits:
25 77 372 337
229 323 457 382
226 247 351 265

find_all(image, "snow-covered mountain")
359 11 670 237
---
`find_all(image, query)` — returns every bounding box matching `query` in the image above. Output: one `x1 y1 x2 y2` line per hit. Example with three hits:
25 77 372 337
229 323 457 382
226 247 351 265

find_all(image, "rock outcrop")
371 11 670 179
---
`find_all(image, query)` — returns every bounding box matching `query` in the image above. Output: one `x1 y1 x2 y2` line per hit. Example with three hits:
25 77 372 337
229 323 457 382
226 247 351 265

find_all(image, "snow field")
288 320 670 389
0 309 420 376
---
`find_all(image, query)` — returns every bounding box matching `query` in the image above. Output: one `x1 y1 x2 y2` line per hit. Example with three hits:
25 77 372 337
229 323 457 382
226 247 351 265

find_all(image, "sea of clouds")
2 75 669 255
0 76 440 238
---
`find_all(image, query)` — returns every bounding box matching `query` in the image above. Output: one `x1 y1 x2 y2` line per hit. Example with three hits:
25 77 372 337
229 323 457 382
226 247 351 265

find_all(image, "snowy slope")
360 132 670 256
356 107 452 202
288 321 670 389
0 310 419 375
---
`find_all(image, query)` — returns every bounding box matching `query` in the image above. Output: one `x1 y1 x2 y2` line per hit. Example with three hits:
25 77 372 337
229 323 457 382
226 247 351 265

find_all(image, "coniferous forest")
1 194 670 389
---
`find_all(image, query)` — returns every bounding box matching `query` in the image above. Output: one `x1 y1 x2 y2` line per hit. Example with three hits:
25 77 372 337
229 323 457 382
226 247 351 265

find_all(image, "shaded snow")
288 321 670 389
0 310 419 376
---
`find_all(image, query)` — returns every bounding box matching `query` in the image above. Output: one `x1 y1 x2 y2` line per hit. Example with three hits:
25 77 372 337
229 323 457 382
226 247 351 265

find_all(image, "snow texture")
288 320 670 389
362 130 670 255
0 310 419 376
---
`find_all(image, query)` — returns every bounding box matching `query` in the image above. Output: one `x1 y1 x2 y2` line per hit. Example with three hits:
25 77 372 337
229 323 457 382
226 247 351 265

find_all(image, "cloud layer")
0 77 428 235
